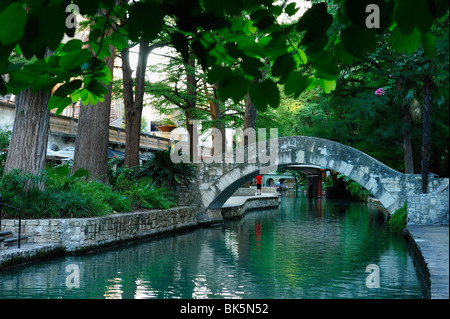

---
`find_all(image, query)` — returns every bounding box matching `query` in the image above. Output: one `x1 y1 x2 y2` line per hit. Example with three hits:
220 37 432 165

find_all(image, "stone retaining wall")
407 193 449 225
1 206 197 252
407 179 449 225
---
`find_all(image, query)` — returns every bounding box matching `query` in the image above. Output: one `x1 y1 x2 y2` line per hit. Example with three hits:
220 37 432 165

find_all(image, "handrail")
0 194 23 249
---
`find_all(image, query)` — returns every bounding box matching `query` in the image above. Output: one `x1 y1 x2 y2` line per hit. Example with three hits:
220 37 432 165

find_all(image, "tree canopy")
1 0 448 114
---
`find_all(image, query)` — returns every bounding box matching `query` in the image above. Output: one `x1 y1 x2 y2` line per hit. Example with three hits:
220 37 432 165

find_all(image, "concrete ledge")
0 243 63 270
405 225 449 299
220 194 280 220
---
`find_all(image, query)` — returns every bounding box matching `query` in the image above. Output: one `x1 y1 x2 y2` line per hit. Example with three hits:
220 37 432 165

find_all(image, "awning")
46 149 70 161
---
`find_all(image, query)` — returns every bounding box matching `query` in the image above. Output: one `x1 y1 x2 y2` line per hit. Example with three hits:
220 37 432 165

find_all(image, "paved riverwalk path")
407 225 449 299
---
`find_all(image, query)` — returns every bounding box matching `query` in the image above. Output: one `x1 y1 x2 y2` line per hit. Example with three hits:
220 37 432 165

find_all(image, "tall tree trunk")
4 88 51 187
185 56 197 160
421 75 433 193
206 82 225 155
243 92 257 146
401 109 414 174
73 47 115 183
3 0 51 183
241 92 257 187
122 39 151 168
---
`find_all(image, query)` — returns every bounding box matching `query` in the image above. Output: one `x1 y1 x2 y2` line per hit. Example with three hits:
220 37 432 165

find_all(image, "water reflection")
0 192 424 299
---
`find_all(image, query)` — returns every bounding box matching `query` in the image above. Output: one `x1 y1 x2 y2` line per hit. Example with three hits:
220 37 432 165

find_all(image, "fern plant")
389 201 408 235
133 149 197 189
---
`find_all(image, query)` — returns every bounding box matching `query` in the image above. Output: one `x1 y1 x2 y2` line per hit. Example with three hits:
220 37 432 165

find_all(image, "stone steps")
0 230 28 250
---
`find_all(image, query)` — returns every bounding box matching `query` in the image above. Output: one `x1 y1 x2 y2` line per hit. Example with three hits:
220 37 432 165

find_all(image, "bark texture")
4 88 51 182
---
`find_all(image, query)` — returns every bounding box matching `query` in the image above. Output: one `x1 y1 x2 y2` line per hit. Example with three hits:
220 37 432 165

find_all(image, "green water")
0 192 424 299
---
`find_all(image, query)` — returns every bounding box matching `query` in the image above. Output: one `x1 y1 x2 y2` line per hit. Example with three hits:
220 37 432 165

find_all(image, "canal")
0 191 425 299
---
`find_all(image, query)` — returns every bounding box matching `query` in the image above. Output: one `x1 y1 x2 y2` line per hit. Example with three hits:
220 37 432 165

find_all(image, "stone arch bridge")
180 136 449 225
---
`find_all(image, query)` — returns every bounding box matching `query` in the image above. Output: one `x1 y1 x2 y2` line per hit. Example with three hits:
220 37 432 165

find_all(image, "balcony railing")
0 101 171 151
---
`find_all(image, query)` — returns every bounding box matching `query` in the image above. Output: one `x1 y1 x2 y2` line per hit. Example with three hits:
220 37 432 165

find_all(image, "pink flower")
375 88 385 96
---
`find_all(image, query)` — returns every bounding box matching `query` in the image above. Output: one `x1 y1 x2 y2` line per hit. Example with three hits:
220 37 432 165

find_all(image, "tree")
272 11 449 180
3 83 51 184
72 44 115 183
1 0 448 180
3 48 53 191
71 7 125 183
121 39 168 167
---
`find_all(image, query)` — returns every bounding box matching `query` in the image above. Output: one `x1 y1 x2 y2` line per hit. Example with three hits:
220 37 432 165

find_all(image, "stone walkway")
406 225 449 299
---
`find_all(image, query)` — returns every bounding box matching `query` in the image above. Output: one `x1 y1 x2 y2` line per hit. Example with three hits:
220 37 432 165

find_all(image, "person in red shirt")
255 174 263 195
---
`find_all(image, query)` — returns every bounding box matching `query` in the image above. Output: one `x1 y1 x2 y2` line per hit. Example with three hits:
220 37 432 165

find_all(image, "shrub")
124 178 173 210
134 149 197 189
389 202 408 235
44 164 90 189
76 180 131 213
0 168 111 218
337 174 372 201
108 157 134 192
0 166 174 219
0 128 11 176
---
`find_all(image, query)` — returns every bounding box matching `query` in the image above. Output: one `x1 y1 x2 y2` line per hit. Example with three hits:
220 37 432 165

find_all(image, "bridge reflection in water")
0 191 425 299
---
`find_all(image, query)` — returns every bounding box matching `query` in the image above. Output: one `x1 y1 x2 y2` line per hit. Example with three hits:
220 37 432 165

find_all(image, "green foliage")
76 180 131 213
0 163 174 219
389 202 408 234
134 149 197 189
43 164 90 189
123 178 173 210
0 169 109 218
107 157 134 192
2 0 446 112
0 128 10 176
337 174 372 201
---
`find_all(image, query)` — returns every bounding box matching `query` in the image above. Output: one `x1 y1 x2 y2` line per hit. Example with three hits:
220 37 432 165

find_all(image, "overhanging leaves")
128 1 163 43
390 26 421 54
48 95 72 115
249 79 280 111
0 3 27 45
53 80 83 97
340 25 377 59
170 32 190 64
284 71 312 99
297 3 332 44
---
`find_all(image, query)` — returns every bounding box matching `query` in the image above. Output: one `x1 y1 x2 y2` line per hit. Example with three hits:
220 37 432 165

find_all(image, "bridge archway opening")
266 178 275 186
206 163 375 210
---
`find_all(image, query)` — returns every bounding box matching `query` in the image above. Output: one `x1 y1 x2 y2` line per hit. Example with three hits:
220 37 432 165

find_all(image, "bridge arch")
195 136 444 216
